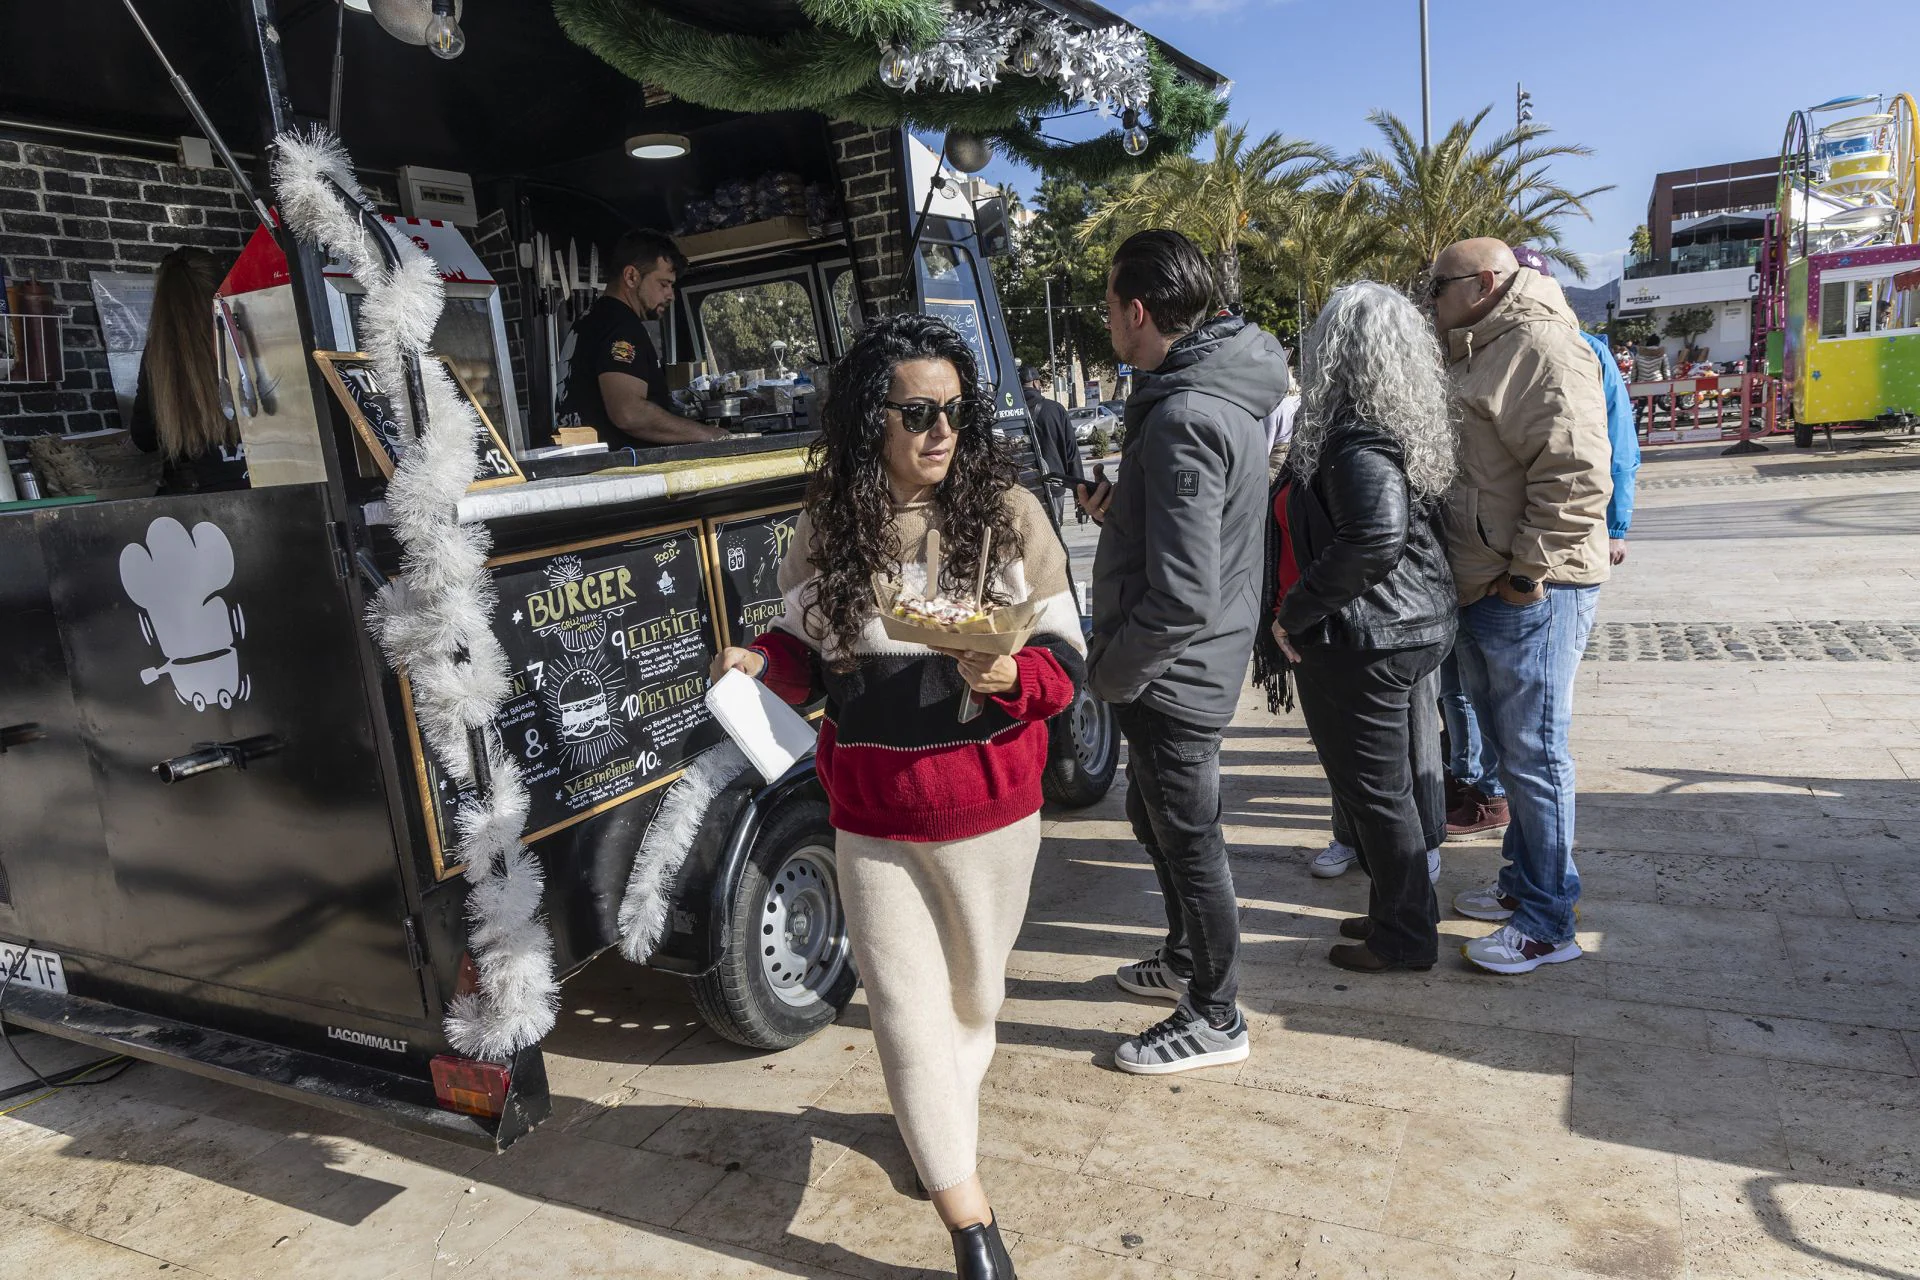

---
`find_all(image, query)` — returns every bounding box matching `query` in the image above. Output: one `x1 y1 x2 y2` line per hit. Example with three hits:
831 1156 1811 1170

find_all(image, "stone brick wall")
0 138 255 446
828 122 911 320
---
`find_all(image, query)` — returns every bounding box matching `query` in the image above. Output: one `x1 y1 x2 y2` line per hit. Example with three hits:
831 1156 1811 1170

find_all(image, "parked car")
1069 405 1120 444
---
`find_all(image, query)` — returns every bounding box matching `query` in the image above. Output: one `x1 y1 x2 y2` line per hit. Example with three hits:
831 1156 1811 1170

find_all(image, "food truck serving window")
1819 266 1920 339
696 279 824 374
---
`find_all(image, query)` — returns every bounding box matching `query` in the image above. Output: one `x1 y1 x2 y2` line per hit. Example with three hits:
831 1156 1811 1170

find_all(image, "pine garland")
551 0 1225 181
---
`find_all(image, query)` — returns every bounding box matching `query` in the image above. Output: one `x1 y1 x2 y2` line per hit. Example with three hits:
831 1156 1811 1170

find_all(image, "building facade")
1618 158 1777 364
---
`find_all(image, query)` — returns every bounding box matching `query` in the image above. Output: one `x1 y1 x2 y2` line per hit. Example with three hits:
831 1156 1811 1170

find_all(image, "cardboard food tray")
875 580 1041 656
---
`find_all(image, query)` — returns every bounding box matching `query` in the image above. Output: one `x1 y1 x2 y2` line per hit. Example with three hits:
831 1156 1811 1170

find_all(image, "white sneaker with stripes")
1113 998 1250 1076
1114 953 1190 1002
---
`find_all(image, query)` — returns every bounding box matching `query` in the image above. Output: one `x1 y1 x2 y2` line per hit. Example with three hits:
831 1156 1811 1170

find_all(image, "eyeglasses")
885 398 969 434
1424 272 1480 302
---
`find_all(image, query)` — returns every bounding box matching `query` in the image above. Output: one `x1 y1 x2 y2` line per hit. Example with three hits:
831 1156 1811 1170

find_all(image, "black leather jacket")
1274 422 1456 651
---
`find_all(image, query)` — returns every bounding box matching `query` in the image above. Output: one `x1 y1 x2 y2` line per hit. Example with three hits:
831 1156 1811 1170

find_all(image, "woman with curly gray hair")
1264 281 1459 973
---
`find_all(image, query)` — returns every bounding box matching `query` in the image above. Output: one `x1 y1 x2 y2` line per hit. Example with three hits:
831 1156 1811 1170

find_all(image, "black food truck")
0 0 1225 1149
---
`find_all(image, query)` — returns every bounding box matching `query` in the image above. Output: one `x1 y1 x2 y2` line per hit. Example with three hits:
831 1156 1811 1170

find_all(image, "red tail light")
432 1054 510 1119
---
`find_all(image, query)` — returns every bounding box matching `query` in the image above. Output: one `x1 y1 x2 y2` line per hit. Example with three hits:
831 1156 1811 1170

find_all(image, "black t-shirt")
555 295 673 448
128 359 250 494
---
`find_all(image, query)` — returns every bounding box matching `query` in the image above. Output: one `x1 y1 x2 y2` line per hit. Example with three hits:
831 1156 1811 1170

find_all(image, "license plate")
0 942 67 994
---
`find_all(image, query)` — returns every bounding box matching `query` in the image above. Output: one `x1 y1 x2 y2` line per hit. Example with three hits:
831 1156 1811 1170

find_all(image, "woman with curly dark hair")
711 313 1083 1279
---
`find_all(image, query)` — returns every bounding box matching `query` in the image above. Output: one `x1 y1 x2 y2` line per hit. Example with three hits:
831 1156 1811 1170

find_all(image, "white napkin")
704 668 818 784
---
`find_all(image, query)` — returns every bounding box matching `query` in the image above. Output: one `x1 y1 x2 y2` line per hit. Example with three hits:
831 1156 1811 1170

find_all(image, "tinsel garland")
880 0 1150 114
552 0 1225 181
273 130 560 1062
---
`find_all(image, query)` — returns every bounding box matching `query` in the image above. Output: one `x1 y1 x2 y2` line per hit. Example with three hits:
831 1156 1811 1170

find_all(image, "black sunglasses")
885 398 970 434
1424 271 1480 301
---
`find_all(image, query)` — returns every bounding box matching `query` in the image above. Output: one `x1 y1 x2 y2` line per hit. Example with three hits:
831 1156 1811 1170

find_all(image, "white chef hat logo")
118 516 251 712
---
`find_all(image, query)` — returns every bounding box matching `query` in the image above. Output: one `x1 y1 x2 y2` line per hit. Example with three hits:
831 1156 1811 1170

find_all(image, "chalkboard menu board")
706 504 801 647
312 351 524 488
486 523 725 842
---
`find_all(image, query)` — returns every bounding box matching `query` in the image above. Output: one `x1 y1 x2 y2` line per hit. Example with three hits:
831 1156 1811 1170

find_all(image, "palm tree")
1260 174 1389 316
1079 124 1334 311
1355 107 1611 288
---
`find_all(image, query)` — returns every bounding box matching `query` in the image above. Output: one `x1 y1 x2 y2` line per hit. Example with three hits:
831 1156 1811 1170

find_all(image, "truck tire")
690 798 857 1050
1043 683 1119 808
1793 418 1813 449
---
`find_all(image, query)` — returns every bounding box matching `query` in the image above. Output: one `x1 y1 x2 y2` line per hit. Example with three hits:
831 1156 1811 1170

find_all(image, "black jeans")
1329 664 1446 852
1114 702 1240 1024
1296 641 1449 966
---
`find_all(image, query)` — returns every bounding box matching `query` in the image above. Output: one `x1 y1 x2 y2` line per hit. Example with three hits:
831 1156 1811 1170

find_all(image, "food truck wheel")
1043 685 1119 808
1793 418 1814 448
692 799 857 1050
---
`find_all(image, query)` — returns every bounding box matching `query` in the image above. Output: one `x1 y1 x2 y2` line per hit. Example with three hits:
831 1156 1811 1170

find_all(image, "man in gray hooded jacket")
1088 229 1290 1076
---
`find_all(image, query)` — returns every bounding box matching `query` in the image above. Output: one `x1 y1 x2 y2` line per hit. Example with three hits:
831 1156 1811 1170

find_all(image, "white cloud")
1576 248 1626 284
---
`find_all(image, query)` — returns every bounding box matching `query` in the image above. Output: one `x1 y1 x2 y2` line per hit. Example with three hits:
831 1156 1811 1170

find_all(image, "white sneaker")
1461 923 1582 974
1427 848 1441 883
1452 883 1518 921
1310 840 1358 878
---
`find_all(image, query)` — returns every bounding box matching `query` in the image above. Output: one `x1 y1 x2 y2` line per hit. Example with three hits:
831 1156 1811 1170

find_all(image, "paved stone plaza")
4 433 1918 1279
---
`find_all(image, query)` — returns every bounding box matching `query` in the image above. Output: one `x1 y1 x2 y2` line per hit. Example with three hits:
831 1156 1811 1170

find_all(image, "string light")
880 42 913 89
425 0 464 58
1121 108 1148 157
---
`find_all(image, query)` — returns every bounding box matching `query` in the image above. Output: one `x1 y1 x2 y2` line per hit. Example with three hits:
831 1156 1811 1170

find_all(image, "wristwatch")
1507 573 1540 594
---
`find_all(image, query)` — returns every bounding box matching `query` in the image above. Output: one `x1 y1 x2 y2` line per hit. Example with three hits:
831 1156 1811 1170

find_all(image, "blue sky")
974 0 1920 285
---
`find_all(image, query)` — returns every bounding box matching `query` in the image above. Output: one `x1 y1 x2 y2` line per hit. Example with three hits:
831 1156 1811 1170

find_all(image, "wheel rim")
1070 687 1113 774
757 842 850 1008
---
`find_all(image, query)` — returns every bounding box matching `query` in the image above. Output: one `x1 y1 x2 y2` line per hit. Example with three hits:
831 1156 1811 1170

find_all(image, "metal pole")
328 0 348 136
1418 0 1431 152
1044 277 1058 391
118 0 273 230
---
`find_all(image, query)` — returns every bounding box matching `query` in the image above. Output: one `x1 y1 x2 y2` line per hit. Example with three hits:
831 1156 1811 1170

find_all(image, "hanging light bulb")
1014 37 1044 76
1121 108 1149 157
425 0 464 59
879 43 913 90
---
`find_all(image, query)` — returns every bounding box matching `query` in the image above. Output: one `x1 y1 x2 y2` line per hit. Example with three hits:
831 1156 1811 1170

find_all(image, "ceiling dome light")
370 0 459 45
626 133 691 161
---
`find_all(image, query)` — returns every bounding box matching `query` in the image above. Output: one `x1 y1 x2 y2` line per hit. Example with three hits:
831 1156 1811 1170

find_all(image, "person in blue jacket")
1580 328 1639 564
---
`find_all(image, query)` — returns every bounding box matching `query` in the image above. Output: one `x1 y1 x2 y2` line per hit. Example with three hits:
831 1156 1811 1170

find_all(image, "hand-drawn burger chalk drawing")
117 516 251 712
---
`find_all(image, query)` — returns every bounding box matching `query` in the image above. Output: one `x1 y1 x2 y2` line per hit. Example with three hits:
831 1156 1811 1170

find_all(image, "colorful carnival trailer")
1765 93 1920 445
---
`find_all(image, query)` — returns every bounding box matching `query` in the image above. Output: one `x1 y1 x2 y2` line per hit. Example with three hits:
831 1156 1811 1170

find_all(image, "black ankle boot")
950 1216 1016 1278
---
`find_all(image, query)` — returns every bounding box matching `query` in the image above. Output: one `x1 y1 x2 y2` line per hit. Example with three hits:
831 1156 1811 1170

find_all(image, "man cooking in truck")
554 228 730 447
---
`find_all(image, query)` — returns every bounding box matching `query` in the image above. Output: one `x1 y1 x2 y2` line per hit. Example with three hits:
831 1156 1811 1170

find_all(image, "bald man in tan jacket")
1427 238 1609 977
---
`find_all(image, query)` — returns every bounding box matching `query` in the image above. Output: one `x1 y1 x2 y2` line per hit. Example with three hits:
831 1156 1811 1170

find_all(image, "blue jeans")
1452 586 1599 946
1438 647 1503 798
